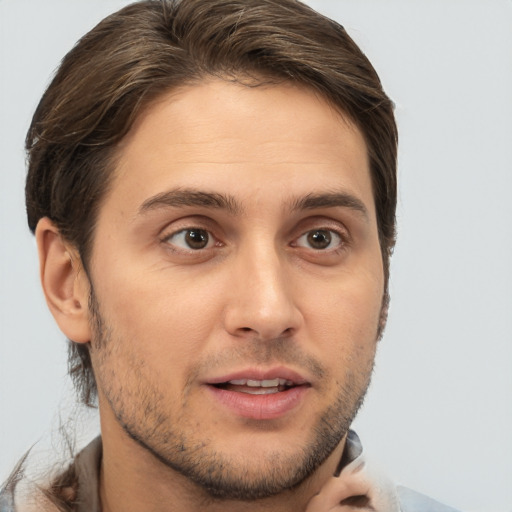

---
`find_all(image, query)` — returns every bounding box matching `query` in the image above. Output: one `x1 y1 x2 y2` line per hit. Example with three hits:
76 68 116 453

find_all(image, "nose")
222 242 303 341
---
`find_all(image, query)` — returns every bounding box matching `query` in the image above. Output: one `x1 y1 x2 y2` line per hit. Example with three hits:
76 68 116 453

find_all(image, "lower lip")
206 385 309 420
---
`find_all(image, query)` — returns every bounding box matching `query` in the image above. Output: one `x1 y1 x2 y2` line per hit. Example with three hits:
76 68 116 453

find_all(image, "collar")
306 430 400 511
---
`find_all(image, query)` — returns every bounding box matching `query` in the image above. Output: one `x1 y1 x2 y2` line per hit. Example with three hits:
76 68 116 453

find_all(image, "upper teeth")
228 378 293 387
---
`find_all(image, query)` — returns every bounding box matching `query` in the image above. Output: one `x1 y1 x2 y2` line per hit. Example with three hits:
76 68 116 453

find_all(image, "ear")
35 217 92 344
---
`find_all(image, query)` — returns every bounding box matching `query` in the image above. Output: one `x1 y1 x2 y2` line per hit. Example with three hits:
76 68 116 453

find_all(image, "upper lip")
205 366 310 386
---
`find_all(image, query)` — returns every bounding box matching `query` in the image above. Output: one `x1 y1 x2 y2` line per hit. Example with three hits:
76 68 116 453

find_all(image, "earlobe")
35 217 92 344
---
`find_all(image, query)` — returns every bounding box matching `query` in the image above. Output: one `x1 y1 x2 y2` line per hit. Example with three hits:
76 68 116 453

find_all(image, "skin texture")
38 80 385 512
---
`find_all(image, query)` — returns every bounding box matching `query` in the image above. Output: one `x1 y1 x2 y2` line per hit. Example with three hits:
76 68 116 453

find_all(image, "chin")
118 399 350 501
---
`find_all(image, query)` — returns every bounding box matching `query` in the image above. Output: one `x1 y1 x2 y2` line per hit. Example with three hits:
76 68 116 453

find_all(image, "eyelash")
160 225 349 256
161 227 220 252
293 228 346 252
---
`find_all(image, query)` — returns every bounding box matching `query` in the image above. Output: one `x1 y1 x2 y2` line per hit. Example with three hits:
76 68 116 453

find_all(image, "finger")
305 472 371 512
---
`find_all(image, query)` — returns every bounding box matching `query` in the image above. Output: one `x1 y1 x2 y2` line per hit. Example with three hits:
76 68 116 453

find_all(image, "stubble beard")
88 291 375 501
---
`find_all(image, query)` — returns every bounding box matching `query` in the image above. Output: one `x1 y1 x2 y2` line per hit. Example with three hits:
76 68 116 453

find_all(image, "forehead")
106 79 374 219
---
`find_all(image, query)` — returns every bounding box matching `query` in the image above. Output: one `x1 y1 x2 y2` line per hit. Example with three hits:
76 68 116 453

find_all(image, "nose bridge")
224 236 301 339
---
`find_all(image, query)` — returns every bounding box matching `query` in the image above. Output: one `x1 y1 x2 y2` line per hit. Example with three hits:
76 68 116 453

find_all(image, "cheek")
299 268 383 363
304 268 383 329
92 260 224 373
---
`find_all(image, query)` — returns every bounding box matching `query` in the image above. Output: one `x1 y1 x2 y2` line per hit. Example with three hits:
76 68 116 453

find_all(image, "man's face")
86 80 384 499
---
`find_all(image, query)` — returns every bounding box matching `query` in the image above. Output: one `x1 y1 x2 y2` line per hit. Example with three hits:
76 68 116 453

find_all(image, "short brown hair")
25 0 397 406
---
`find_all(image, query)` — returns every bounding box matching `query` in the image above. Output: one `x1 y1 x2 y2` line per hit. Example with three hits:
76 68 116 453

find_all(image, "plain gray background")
1 1 511 511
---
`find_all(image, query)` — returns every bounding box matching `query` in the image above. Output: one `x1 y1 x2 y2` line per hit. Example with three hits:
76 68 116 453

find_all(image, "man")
0 0 462 510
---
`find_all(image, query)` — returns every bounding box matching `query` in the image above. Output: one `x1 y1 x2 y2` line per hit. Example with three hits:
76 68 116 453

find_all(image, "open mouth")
207 371 310 419
212 378 296 395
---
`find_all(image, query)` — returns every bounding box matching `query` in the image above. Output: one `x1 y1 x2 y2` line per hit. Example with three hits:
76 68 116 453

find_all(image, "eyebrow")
291 192 369 220
139 189 242 215
139 188 369 220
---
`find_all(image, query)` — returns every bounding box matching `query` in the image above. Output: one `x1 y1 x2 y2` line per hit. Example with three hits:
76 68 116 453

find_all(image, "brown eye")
307 230 331 249
296 229 342 250
165 228 213 250
185 229 209 249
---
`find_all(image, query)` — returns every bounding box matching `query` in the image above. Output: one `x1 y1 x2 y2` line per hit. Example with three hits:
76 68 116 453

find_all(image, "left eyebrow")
290 192 369 220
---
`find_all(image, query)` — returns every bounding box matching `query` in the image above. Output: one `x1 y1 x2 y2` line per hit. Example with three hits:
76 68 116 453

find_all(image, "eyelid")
163 228 216 251
294 229 344 250
293 216 350 239
158 216 223 253
159 215 218 238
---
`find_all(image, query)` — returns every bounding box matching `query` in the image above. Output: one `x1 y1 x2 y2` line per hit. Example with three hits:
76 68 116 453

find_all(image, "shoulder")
398 485 462 512
0 485 60 512
0 486 15 512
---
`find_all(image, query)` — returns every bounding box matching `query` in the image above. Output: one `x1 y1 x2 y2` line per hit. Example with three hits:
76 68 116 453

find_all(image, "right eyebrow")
138 188 242 216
